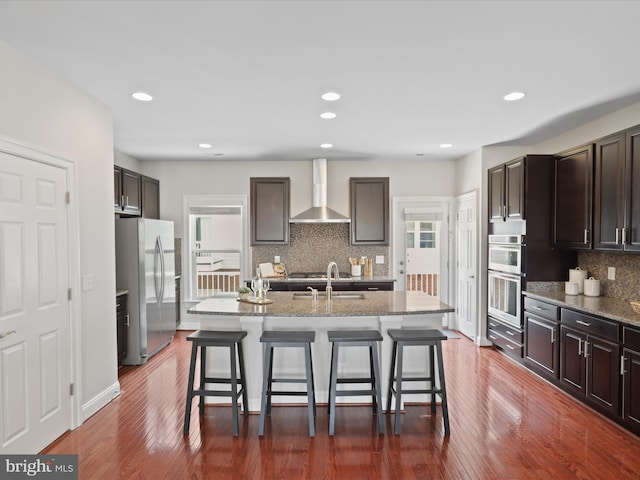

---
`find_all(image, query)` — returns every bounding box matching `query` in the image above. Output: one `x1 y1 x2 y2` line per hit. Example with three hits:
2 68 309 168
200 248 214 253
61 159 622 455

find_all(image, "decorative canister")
583 277 601 297
569 267 588 294
565 282 579 295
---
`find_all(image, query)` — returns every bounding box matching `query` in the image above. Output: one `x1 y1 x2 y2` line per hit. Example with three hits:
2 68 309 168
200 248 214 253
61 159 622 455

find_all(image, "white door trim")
0 136 82 430
455 190 479 341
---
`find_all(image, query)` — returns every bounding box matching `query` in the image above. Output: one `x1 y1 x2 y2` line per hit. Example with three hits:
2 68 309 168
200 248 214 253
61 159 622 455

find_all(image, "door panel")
456 192 477 340
0 152 70 453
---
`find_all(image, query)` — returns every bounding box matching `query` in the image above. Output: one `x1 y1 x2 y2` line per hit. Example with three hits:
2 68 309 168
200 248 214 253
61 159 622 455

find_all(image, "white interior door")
455 191 478 341
0 152 71 453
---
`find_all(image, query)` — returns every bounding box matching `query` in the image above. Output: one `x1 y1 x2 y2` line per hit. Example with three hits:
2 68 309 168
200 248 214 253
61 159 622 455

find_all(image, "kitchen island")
188 291 454 411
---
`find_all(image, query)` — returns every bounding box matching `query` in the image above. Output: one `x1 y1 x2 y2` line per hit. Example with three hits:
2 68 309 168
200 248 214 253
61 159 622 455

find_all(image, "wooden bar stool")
386 329 450 435
183 330 248 436
327 330 384 435
258 330 316 437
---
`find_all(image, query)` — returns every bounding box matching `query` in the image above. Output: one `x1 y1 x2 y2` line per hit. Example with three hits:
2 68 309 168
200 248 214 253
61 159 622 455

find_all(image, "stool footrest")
192 388 244 398
335 389 377 397
391 376 432 382
266 390 309 396
391 388 443 395
271 378 308 384
203 376 244 384
336 377 374 384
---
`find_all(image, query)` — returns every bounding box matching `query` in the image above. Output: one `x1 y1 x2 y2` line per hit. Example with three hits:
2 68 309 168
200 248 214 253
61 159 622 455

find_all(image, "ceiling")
2 1 640 163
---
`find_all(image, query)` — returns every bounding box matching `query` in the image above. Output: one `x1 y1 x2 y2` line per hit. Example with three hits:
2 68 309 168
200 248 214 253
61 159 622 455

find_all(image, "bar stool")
258 330 316 437
327 330 384 435
386 329 450 435
183 330 248 436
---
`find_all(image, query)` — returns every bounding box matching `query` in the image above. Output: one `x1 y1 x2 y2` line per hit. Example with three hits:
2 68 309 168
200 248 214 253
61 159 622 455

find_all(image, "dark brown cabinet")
553 144 594 249
622 326 640 432
524 297 559 380
350 177 389 245
116 292 128 366
250 177 290 245
114 167 142 216
488 158 524 222
559 309 619 417
141 175 160 219
625 127 640 251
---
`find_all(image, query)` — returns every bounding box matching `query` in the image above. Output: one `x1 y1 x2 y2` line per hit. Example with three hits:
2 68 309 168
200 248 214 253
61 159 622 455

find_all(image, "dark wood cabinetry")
594 133 625 250
622 326 640 432
116 292 128 366
524 297 559 380
141 175 160 219
553 145 594 249
487 317 523 360
559 309 619 416
250 177 290 245
350 177 389 245
625 127 640 251
488 158 524 222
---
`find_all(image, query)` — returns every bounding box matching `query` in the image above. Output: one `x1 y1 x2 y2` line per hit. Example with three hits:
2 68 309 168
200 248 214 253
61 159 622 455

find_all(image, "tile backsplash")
578 251 640 301
252 223 389 276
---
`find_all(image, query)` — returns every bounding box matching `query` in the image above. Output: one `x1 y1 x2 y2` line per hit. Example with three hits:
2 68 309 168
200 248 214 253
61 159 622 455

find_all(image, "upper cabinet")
553 145 594 250
114 166 142 216
250 177 290 245
114 165 159 218
350 177 389 245
141 175 160 220
594 127 640 252
489 157 524 222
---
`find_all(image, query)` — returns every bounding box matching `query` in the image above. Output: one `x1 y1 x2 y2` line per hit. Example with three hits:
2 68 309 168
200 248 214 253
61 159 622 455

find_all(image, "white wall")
0 41 119 421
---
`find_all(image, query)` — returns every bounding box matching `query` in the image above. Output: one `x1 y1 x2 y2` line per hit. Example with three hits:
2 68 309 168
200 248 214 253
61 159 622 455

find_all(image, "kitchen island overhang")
187 291 455 412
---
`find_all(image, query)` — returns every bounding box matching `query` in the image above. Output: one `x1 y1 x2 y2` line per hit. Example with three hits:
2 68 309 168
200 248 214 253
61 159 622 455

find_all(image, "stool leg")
199 344 207 415
369 345 376 414
328 342 339 436
304 343 316 437
429 344 437 416
394 343 404 435
309 344 317 417
229 343 239 437
237 340 249 416
386 340 398 413
258 342 273 436
266 345 274 415
183 341 198 434
370 341 385 434
436 341 450 436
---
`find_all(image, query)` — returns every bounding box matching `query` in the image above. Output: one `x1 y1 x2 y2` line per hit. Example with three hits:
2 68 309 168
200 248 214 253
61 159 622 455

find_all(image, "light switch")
608 267 615 280
375 255 385 264
82 274 94 291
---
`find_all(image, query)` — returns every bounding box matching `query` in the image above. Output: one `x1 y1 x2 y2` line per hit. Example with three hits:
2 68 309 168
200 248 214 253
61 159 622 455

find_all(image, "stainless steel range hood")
290 158 350 223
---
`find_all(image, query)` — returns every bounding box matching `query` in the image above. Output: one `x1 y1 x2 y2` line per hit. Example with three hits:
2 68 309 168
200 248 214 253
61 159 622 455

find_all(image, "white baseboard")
81 381 121 424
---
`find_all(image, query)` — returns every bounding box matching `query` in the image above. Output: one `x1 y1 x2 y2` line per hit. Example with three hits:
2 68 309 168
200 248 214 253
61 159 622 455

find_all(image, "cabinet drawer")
488 317 524 344
623 326 640 351
524 297 559 321
488 329 523 358
561 309 619 342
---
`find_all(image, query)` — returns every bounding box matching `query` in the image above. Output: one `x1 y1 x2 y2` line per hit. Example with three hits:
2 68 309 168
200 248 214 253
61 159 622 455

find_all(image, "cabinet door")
585 335 619 415
141 175 160 219
560 325 586 395
250 177 290 245
114 166 123 211
350 177 389 245
622 348 640 429
625 127 640 251
525 313 559 379
116 295 128 365
505 158 525 221
553 145 593 249
121 168 142 216
594 133 625 250
488 165 504 222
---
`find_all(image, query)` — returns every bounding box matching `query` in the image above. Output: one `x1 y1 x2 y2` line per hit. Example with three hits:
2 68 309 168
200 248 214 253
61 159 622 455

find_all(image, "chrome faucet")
326 261 340 301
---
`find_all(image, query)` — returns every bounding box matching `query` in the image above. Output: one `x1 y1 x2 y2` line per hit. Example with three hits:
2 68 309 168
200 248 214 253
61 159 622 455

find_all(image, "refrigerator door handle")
154 236 162 303
158 236 165 302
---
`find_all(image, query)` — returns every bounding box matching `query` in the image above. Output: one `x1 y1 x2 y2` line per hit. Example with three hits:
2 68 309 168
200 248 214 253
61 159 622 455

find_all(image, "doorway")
392 197 452 318
455 191 478 341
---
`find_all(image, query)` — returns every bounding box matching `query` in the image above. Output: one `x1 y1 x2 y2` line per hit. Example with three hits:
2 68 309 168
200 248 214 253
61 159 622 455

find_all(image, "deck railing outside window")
192 249 241 298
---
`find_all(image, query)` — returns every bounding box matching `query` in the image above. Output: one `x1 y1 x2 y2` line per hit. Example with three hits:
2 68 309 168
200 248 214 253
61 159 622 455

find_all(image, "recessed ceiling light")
131 92 153 102
440 143 453 148
198 143 212 149
504 91 526 101
321 91 341 101
320 112 337 119
320 143 333 149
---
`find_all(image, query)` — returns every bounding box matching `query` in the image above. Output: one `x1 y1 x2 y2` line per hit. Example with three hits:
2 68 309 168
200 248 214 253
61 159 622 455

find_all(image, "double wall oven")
487 235 524 329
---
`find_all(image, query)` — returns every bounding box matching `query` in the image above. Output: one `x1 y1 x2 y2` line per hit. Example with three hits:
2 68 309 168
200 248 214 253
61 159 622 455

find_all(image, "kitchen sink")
292 292 365 300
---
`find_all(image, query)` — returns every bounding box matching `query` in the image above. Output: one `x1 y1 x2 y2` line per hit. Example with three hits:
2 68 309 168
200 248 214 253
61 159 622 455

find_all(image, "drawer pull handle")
489 334 497 340
531 306 543 310
577 338 582 356
576 320 591 327
584 341 590 358
0 330 16 339
506 344 515 350
506 330 515 336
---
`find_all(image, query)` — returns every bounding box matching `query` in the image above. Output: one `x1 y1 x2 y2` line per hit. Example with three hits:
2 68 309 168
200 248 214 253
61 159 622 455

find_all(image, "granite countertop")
257 275 396 284
523 289 640 328
116 289 129 297
188 291 453 317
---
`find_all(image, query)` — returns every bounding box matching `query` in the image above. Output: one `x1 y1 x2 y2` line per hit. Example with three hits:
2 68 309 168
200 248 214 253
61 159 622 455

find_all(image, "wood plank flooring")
43 330 640 479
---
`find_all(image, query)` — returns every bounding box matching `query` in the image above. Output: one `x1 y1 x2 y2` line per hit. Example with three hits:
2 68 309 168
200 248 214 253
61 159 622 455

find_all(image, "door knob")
399 270 405 274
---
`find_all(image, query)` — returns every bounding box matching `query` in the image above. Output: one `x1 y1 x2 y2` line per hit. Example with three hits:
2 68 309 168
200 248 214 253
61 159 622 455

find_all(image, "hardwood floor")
43 330 640 479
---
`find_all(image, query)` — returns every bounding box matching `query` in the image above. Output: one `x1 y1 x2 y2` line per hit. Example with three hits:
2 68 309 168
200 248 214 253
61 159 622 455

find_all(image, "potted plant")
238 286 251 300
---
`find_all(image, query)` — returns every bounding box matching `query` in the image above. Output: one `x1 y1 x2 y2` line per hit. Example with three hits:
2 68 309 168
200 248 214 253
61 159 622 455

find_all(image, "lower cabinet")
525 313 559 380
116 293 129 366
622 327 640 433
488 316 523 359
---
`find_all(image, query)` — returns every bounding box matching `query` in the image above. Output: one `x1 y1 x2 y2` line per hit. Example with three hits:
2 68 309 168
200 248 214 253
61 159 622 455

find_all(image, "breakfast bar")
187 291 455 411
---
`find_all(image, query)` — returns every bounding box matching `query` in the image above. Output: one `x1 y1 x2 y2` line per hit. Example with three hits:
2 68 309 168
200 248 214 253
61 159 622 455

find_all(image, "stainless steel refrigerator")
115 218 176 365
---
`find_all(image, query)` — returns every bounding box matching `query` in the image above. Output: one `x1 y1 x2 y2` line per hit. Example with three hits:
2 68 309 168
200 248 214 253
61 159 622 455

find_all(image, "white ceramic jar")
583 277 601 297
565 282 580 295
569 267 588 294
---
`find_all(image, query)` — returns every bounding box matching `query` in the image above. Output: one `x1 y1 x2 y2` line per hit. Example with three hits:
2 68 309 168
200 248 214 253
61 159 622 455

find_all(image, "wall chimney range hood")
289 158 350 223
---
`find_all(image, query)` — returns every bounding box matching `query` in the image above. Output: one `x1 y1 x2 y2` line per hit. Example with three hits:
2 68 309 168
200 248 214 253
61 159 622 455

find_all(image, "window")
419 222 436 249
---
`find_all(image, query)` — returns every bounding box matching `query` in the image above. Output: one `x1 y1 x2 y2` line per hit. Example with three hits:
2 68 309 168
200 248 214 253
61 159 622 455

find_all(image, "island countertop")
187 291 454 317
